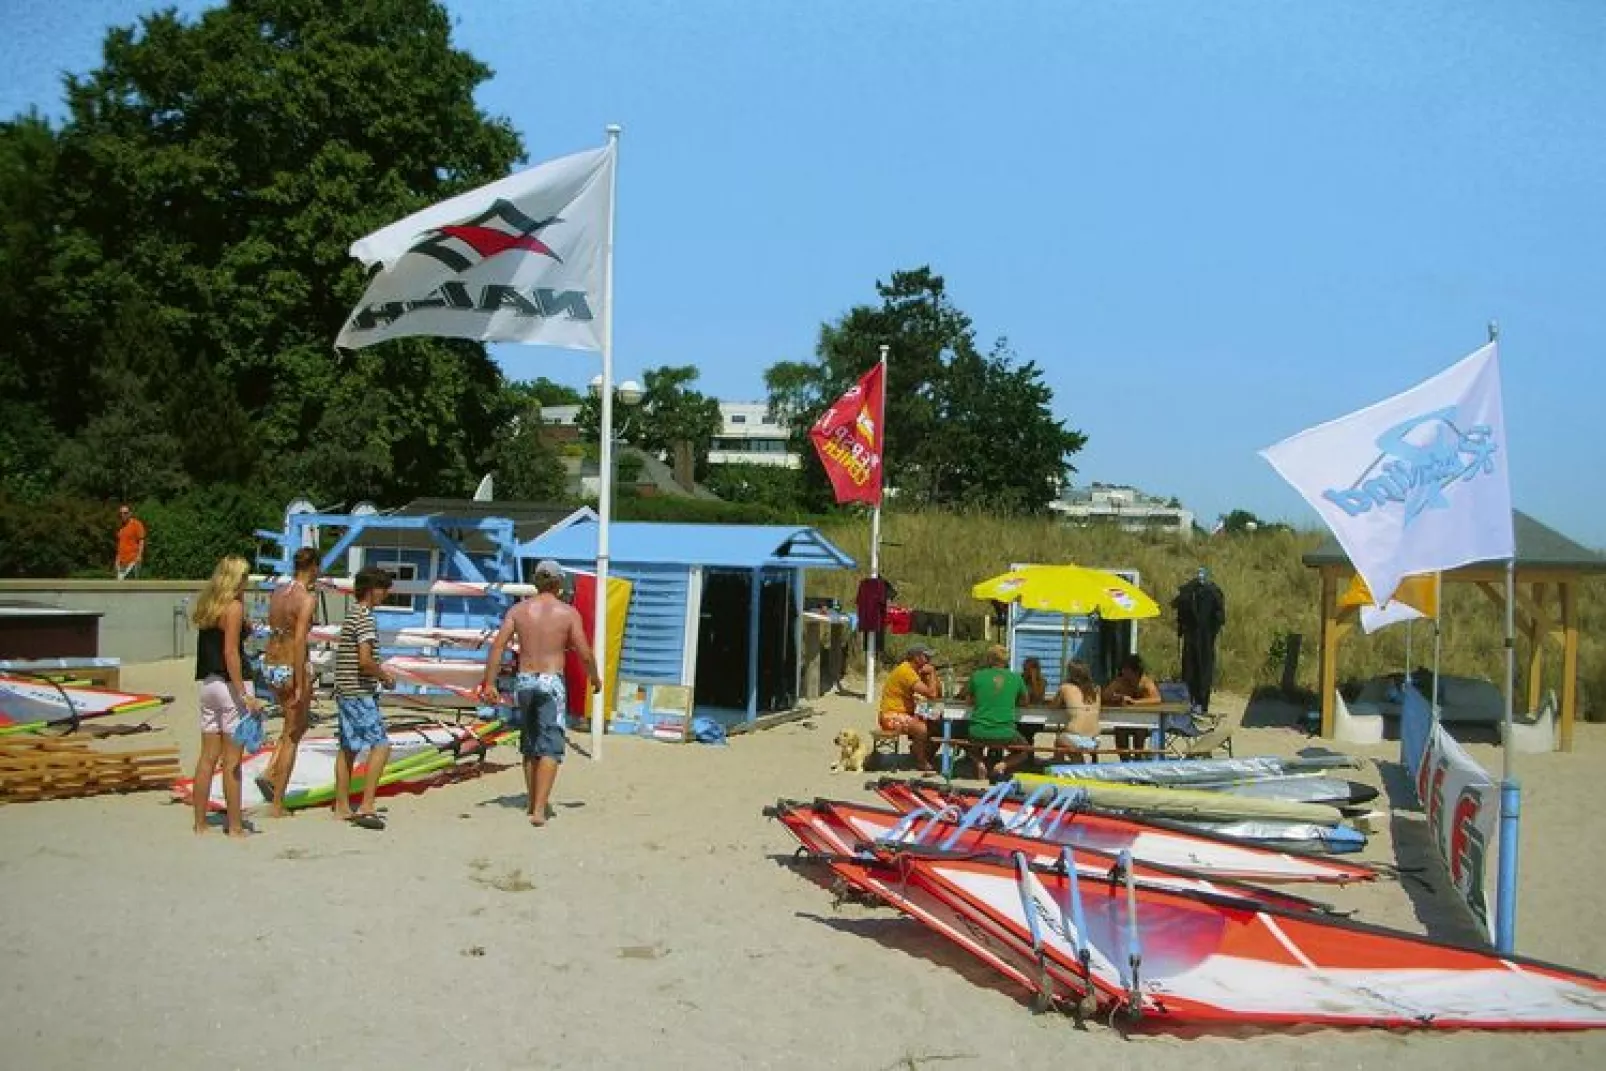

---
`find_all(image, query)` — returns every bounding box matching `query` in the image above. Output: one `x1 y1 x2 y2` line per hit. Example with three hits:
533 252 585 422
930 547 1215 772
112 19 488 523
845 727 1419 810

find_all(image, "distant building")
539 400 800 470
1049 483 1194 539
707 401 799 469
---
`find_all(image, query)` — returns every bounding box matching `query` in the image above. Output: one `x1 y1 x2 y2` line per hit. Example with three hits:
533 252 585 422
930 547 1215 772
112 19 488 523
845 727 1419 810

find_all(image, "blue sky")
6 1 1604 545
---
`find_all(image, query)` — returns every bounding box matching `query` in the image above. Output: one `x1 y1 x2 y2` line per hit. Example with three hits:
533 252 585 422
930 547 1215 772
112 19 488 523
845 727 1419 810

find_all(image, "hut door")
695 569 751 710
757 571 797 712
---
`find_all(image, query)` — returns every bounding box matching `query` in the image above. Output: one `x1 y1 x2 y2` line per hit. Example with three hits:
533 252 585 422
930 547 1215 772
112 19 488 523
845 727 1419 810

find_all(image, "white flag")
336 143 614 351
1260 342 1513 604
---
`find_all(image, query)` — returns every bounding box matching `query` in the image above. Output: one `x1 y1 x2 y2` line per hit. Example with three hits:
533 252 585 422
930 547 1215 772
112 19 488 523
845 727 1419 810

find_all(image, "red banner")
808 363 885 505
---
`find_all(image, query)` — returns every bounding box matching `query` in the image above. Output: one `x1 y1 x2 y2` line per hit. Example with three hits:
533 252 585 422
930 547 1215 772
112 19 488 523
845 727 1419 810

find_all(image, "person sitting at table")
1021 657 1049 705
1102 652 1161 758
964 645 1030 781
879 643 942 772
1051 660 1102 765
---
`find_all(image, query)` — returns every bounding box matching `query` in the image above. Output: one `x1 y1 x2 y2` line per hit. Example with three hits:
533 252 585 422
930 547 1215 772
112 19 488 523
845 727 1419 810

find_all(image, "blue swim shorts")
514 672 568 762
336 696 388 751
1058 733 1099 751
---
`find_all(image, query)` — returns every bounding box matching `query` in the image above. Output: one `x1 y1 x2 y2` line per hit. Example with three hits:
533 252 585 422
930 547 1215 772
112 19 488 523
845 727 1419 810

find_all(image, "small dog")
831 729 871 773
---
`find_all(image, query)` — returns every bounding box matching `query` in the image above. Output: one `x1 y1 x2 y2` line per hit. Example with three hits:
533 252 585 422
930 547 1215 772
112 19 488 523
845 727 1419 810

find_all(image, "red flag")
808 363 885 505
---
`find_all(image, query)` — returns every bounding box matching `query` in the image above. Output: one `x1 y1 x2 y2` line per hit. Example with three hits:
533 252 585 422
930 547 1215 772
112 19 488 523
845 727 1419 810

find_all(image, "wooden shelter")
1305 510 1606 751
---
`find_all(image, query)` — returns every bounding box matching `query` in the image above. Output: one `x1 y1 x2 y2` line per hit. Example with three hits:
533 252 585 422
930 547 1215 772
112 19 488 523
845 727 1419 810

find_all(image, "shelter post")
1318 567 1341 737
1525 582 1547 717
1561 581 1578 752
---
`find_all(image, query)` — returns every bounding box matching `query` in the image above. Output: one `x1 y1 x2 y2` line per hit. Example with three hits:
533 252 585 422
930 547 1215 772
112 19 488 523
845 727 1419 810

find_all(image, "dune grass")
808 510 1605 716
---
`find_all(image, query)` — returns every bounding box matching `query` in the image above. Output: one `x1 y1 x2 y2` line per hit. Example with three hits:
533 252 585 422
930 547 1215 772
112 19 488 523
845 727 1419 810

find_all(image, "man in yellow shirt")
879 644 942 772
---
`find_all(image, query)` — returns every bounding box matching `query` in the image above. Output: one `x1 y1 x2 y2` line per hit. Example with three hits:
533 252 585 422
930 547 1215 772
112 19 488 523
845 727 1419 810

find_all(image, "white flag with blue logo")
1260 342 1513 604
336 142 614 352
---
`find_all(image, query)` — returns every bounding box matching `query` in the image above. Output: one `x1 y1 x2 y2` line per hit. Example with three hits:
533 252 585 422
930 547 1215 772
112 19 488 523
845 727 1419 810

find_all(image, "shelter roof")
1301 509 1606 574
519 520 855 571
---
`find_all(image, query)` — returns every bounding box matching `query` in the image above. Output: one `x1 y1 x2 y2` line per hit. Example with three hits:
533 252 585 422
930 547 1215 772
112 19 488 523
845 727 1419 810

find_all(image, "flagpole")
1431 572 1443 726
1489 319 1519 954
591 124 622 762
865 343 889 712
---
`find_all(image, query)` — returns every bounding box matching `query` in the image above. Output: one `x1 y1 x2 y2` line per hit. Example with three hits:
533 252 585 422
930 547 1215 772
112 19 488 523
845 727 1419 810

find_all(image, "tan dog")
831 729 871 773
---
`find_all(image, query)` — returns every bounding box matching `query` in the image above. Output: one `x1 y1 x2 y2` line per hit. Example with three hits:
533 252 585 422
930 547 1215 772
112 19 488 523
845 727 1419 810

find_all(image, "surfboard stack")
0 736 181 802
767 775 1606 1032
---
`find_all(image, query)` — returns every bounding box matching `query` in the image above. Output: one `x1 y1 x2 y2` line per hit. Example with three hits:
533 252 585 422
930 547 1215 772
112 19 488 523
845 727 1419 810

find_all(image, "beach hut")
517 520 856 727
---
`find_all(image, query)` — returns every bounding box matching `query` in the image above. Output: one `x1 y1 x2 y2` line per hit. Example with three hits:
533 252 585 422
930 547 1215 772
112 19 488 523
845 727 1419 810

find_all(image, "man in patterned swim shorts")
481 560 601 827
878 644 944 772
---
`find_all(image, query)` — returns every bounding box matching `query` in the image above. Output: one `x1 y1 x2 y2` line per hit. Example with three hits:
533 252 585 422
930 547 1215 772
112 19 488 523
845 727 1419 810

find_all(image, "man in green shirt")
965 645 1030 781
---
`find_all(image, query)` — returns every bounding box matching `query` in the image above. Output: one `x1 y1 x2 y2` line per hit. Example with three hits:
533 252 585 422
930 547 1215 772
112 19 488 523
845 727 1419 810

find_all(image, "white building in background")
707 401 799 469
540 400 799 469
1050 483 1195 539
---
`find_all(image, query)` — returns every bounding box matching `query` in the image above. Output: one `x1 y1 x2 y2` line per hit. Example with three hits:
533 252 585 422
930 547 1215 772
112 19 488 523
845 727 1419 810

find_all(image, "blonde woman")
190 555 263 836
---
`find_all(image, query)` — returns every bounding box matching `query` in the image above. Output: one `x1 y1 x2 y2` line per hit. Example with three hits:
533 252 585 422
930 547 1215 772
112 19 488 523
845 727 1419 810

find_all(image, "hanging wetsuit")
1172 576 1226 712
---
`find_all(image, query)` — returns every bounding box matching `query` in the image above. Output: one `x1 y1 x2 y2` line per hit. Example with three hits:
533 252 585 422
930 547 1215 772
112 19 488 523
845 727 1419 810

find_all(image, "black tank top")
195 622 247 681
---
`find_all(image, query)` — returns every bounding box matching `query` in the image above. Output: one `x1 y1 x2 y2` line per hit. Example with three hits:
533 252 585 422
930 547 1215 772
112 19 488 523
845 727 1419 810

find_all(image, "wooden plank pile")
0 736 181 802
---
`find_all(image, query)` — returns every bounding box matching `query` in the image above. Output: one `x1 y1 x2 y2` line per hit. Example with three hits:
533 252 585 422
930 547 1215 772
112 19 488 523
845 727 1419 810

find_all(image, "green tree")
575 364 723 480
1219 508 1290 534
507 377 583 408
53 367 190 501
6 1 524 503
483 410 567 502
766 267 1086 512
702 462 806 514
0 113 66 498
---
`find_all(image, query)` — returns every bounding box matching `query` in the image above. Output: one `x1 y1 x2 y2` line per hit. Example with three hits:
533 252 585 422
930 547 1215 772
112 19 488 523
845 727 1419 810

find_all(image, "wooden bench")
870 729 904 765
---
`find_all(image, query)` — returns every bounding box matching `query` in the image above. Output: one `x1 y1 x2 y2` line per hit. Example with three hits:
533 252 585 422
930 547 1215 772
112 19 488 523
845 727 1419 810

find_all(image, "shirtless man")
1101 652 1161 758
479 560 600 827
262 547 319 816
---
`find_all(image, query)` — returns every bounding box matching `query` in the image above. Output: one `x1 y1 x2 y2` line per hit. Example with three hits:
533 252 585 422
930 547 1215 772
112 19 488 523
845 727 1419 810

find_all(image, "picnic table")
928 700 1196 779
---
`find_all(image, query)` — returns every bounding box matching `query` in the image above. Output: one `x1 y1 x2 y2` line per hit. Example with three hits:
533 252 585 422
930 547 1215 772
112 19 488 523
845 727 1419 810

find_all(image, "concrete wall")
1 580 209 663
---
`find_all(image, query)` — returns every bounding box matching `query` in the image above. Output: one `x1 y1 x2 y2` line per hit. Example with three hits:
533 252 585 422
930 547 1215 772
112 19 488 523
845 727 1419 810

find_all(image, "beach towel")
233 711 264 752
690 716 728 746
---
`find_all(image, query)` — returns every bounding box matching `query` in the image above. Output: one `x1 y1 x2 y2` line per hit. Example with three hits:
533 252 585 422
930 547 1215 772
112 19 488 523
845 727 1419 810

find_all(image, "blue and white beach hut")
518 520 856 727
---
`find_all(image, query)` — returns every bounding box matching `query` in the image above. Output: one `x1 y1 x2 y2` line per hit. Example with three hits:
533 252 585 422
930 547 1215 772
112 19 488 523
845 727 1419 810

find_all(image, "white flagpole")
591 124 622 762
1490 318 1520 953
865 343 888 711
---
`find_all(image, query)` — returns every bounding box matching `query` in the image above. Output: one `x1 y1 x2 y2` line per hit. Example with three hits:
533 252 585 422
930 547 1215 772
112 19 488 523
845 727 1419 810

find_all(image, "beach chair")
1167 705 1244 758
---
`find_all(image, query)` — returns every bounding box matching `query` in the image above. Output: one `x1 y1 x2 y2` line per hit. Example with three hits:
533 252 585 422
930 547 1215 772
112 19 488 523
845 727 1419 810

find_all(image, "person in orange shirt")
878 644 943 772
115 504 146 580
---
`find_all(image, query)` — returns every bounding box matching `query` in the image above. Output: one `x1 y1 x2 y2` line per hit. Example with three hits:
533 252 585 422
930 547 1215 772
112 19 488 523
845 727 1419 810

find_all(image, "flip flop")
350 813 386 831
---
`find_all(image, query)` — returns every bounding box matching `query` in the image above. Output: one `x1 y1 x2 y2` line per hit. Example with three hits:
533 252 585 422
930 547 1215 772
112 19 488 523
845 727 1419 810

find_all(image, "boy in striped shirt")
333 567 397 828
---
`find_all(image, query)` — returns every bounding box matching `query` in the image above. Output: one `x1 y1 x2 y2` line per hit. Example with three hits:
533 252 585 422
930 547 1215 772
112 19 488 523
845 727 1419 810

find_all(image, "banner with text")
1401 684 1499 942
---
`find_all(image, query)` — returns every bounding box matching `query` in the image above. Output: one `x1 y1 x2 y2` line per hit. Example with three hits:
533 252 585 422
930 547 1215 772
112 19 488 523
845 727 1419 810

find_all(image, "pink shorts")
197 676 243 736
878 711 926 735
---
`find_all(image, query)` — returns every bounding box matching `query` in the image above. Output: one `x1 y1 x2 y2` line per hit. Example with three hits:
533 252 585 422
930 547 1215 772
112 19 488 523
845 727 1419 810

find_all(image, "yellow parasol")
971 565 1161 620
972 565 1160 682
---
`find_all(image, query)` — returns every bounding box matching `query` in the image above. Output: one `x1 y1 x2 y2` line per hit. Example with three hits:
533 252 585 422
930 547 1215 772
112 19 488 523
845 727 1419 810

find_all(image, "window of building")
729 414 747 424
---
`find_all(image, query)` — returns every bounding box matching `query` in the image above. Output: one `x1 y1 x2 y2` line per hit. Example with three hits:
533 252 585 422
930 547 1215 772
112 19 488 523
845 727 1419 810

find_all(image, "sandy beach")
3 657 1604 1070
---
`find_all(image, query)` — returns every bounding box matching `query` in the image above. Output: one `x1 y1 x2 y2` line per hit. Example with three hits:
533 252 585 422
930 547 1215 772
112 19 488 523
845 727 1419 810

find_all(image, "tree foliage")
765 267 1086 513
483 386 567 502
0 0 527 507
576 364 723 479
